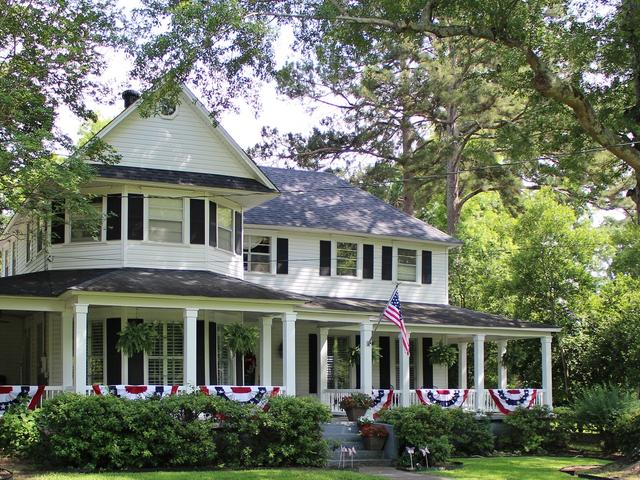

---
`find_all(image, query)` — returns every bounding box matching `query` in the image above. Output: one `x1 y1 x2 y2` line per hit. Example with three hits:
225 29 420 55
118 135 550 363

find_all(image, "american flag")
383 287 410 356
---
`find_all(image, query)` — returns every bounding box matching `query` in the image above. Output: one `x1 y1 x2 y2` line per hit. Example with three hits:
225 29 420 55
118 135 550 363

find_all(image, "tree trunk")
400 117 415 215
446 155 461 235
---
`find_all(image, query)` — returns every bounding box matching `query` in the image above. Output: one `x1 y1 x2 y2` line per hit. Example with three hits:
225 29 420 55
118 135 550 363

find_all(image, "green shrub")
0 404 39 458
378 404 493 465
0 393 331 470
573 384 639 452
499 406 569 453
614 408 640 461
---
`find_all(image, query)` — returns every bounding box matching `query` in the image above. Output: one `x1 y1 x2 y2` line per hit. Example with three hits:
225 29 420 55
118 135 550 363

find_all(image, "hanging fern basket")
428 341 458 367
116 322 159 357
223 323 259 356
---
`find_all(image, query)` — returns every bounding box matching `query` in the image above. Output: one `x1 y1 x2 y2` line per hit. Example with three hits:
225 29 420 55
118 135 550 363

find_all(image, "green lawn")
436 456 610 480
20 469 378 480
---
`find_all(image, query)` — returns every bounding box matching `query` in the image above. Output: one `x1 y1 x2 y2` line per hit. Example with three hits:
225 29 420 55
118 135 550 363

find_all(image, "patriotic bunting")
92 384 180 400
199 386 281 411
0 385 45 417
367 389 394 419
488 389 538 414
415 389 469 409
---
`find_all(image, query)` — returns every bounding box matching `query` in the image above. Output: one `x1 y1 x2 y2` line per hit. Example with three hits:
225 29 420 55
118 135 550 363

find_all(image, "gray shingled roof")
0 268 303 301
93 165 275 193
246 167 460 244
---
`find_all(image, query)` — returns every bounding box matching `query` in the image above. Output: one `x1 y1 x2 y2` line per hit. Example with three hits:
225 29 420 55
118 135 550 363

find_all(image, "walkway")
359 466 446 479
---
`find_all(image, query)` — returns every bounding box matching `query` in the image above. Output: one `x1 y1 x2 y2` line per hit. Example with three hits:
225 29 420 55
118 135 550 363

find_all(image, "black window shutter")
127 319 144 384
208 202 217 247
319 240 331 276
106 194 122 241
381 246 393 280
197 320 205 385
51 201 65 244
308 334 318 394
127 194 144 240
276 238 289 274
379 336 391 389
209 322 217 384
422 250 433 284
423 337 433 388
363 244 374 279
234 211 243 255
190 199 205 245
106 318 122 384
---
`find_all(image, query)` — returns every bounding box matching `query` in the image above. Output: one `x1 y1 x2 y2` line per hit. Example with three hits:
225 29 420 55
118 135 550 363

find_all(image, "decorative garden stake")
420 446 430 468
406 446 415 470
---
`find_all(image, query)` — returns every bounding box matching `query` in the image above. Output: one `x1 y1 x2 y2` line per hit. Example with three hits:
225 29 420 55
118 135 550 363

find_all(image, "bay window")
70 197 103 242
218 206 233 251
149 197 183 243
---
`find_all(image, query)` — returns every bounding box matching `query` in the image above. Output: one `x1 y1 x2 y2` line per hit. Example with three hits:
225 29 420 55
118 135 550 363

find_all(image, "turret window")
218 206 233 251
70 197 103 243
149 197 183 243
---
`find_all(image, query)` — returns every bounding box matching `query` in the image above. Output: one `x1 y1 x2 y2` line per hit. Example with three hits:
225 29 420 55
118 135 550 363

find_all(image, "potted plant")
223 323 259 386
339 393 373 421
358 417 388 450
428 341 458 367
116 322 159 357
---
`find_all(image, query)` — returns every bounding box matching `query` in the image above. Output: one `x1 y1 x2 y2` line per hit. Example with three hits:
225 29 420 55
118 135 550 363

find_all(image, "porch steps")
322 421 395 468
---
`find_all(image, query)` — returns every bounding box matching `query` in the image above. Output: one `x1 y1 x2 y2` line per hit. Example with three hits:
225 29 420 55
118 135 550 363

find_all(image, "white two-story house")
0 86 559 413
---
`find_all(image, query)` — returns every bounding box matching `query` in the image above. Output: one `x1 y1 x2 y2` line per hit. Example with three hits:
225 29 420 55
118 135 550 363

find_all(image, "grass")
435 456 611 480
7 469 379 480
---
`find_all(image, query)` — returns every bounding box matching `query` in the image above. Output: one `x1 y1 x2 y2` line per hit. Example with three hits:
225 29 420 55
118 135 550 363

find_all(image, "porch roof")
301 297 559 331
0 268 304 302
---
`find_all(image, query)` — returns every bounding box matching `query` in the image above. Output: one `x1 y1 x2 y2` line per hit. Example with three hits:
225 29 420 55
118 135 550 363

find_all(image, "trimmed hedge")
0 393 330 470
614 408 640 461
498 406 571 453
378 404 494 465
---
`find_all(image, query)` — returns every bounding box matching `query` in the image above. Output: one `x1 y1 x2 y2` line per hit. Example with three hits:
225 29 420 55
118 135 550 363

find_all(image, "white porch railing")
322 388 545 415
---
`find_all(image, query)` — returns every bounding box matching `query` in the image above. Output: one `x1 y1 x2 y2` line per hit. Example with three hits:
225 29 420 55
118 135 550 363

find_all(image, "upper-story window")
397 248 417 282
70 197 103 242
243 235 271 273
336 242 357 277
218 206 233 251
149 197 183 243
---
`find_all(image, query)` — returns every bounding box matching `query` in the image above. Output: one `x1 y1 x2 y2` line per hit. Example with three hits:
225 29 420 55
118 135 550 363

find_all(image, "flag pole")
367 283 399 346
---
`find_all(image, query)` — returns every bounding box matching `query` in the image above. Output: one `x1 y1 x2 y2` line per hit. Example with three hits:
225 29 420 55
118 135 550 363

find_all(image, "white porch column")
259 316 273 385
497 340 508 389
457 342 468 389
541 336 553 408
61 309 73 388
473 334 485 410
282 312 296 396
73 304 89 394
183 308 198 387
360 321 373 394
399 332 411 407
319 328 329 396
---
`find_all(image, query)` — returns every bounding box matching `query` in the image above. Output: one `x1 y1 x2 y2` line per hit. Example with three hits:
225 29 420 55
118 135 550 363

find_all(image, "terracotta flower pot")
363 436 387 450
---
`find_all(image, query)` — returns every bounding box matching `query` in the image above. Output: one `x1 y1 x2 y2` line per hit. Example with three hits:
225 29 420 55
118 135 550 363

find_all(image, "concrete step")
327 458 395 468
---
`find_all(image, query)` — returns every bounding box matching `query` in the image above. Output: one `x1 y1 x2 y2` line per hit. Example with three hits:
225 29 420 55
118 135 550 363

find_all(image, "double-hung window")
218 206 233 251
149 197 183 243
397 248 417 282
70 197 103 242
243 235 271 273
336 242 357 277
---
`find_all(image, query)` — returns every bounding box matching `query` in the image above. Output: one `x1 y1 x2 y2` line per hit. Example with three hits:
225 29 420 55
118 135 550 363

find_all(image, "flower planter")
345 407 368 421
363 436 387 450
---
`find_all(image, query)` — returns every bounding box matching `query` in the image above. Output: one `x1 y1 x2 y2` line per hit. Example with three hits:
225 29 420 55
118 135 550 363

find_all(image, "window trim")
243 234 273 274
396 247 418 283
217 205 235 253
336 241 358 277
147 196 185 244
69 196 105 244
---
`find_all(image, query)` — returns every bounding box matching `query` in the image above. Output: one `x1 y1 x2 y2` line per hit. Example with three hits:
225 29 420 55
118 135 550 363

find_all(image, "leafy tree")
0 0 123 231
608 222 640 279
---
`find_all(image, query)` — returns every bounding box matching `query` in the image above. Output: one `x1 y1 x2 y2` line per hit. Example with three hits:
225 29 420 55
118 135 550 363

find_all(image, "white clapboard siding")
103 98 258 179
244 230 450 304
49 243 122 270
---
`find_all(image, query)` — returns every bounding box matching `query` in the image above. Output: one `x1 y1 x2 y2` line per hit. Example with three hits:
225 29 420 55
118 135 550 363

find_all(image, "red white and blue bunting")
199 386 281 411
488 389 538 414
415 389 469 408
92 384 180 399
0 385 45 417
367 389 394 419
